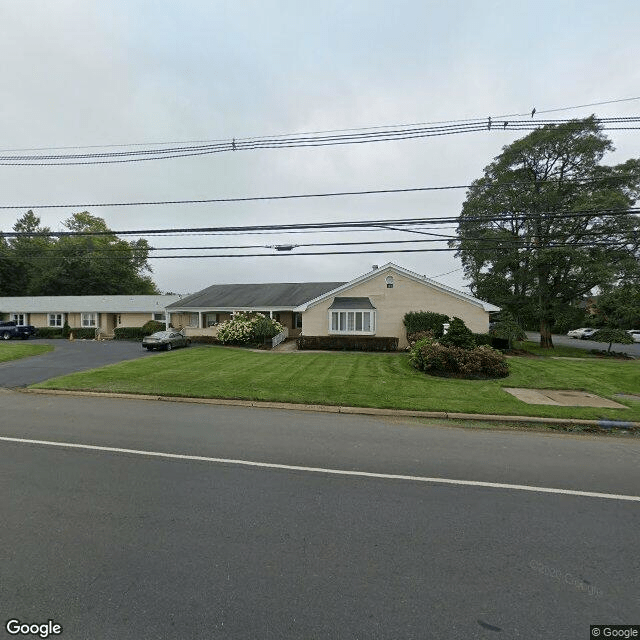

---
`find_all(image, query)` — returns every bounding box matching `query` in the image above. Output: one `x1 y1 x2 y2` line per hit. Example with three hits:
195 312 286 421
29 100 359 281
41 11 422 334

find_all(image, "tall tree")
2 211 55 296
41 212 158 295
451 117 640 347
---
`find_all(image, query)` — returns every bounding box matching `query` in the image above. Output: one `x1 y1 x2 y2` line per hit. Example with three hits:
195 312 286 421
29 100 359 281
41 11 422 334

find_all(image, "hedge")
296 335 399 351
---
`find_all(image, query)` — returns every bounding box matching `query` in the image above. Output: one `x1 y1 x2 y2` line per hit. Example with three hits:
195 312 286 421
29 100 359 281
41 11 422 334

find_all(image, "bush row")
296 335 399 351
34 327 96 339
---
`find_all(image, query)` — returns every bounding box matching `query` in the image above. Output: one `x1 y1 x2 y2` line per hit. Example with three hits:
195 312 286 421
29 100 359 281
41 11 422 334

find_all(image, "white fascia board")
295 262 499 313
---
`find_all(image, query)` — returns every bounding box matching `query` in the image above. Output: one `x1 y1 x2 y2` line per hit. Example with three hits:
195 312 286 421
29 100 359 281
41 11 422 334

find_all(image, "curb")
22 388 640 432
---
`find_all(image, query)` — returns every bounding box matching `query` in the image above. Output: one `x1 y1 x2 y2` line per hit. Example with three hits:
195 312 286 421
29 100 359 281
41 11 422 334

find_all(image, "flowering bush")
216 313 285 345
410 340 509 378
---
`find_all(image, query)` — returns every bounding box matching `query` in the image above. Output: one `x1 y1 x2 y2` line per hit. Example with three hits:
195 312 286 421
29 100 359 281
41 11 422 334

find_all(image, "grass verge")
32 346 640 421
0 342 53 363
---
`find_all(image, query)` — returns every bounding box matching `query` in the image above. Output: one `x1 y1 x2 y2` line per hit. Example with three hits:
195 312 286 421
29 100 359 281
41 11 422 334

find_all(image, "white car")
626 330 640 343
567 327 596 339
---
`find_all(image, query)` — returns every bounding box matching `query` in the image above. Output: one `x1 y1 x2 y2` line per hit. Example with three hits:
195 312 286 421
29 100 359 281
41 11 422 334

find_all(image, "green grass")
32 345 640 421
0 342 53 363
516 340 602 358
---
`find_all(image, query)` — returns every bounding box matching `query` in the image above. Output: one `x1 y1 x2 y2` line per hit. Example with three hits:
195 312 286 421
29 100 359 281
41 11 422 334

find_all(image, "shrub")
406 330 435 348
188 335 222 345
403 311 450 338
217 313 284 345
489 311 526 349
69 328 98 340
142 320 166 334
114 327 147 341
410 341 509 379
62 321 71 339
472 333 493 347
296 335 399 351
439 317 476 350
34 327 64 338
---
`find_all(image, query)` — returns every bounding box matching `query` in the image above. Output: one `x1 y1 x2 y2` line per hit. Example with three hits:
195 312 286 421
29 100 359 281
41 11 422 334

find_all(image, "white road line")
1 434 639 502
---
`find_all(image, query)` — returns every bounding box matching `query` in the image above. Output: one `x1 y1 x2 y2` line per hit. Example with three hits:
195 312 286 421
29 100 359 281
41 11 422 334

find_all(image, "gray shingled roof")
328 297 376 309
166 282 346 310
0 295 180 313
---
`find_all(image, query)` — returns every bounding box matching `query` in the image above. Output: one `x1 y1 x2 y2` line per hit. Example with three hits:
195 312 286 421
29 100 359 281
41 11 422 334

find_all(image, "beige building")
0 295 180 336
167 263 499 349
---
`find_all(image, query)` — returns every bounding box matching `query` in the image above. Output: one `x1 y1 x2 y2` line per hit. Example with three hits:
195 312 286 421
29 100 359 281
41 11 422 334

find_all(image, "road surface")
1 391 638 639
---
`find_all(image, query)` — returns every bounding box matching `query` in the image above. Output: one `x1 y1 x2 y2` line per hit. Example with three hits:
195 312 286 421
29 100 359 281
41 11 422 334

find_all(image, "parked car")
0 321 37 340
566 327 596 339
627 330 640 343
142 330 189 351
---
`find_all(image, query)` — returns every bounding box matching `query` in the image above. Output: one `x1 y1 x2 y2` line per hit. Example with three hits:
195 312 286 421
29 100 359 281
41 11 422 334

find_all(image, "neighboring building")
0 295 180 336
167 263 499 349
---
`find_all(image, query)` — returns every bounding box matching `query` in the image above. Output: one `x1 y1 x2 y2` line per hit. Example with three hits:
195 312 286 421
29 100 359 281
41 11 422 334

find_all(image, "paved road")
1 392 638 639
526 332 640 357
0 338 160 387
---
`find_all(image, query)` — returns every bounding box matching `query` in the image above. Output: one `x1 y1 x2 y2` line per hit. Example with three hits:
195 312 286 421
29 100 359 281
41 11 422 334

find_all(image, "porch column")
199 312 204 329
165 313 170 330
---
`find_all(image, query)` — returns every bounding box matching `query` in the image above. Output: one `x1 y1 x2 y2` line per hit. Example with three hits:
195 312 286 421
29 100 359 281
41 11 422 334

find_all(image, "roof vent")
372 264 379 270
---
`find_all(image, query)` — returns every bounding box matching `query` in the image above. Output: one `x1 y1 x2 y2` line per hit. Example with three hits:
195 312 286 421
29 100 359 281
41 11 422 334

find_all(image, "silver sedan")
142 330 189 351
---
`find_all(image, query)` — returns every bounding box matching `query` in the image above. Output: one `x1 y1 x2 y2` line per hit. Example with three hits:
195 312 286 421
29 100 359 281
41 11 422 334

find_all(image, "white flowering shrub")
216 312 285 345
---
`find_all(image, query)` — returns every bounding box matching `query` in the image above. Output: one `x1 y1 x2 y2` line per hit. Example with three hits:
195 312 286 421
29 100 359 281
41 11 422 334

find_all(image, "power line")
2 96 638 154
1 116 638 166
2 207 637 238
3 172 640 210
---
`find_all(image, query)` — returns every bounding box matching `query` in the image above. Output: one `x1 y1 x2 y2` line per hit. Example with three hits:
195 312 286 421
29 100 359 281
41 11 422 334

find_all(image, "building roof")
328 297 376 310
0 295 181 313
166 282 346 311
295 263 501 313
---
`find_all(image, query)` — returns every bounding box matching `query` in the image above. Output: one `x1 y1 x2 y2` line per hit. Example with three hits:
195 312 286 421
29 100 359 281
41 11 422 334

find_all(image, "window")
294 313 303 329
48 313 63 327
329 310 376 335
10 313 25 325
205 313 218 327
81 312 97 327
153 312 166 322
189 313 198 327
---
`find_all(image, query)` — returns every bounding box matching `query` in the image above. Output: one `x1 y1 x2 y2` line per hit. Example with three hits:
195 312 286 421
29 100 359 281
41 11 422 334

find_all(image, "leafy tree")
591 327 634 353
1 211 55 296
40 212 158 295
592 284 640 329
451 117 640 348
490 311 527 349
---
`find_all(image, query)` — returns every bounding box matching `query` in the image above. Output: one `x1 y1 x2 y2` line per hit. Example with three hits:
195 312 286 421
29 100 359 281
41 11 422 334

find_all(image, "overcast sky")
1 1 638 295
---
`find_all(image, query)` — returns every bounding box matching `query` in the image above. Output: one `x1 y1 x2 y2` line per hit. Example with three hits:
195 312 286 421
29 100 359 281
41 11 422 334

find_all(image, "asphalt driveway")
0 338 157 387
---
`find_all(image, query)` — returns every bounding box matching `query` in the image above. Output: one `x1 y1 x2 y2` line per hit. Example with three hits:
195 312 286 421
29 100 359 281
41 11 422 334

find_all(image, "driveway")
0 338 156 387
526 332 640 358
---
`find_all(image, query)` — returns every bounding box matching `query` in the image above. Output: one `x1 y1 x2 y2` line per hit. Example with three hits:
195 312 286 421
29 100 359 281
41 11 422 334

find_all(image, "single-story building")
0 295 180 336
167 263 500 349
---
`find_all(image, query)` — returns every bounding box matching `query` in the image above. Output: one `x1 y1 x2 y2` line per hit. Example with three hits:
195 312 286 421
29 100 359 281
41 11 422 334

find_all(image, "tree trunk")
539 319 554 348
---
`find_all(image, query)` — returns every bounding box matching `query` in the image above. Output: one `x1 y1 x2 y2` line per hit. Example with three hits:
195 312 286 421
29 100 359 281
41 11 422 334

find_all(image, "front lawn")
0 342 53 363
32 346 640 421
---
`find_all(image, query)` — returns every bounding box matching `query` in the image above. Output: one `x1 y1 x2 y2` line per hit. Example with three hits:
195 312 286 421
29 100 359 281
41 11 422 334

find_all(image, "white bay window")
328 297 376 335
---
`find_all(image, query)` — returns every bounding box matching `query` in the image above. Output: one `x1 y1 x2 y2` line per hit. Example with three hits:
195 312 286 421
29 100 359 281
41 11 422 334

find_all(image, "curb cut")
22 388 640 432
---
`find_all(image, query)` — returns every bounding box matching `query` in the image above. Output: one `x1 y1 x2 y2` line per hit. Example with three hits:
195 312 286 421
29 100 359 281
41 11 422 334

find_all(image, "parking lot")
0 339 156 387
